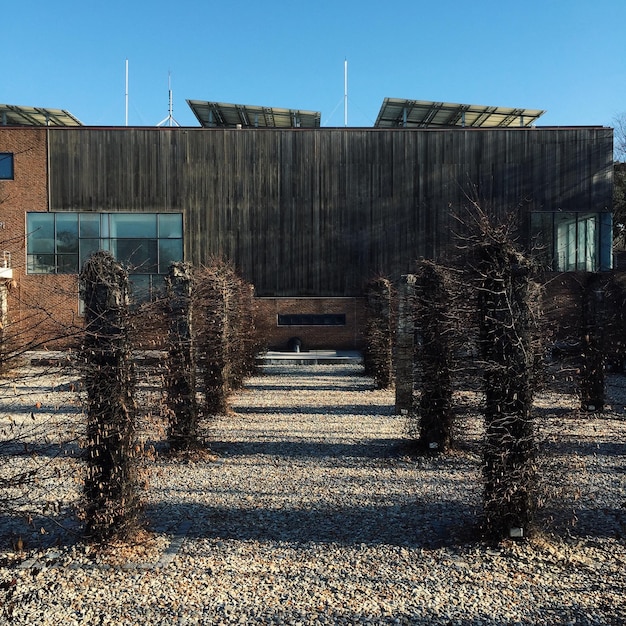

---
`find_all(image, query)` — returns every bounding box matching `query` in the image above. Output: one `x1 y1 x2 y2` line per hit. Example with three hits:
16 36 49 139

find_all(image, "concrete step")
256 350 363 365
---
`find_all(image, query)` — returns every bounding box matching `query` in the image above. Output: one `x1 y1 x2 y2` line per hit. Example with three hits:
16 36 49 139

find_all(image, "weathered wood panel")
48 126 613 296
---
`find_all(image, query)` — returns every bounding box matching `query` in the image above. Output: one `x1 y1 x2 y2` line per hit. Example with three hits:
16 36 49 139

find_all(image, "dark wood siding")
48 126 613 296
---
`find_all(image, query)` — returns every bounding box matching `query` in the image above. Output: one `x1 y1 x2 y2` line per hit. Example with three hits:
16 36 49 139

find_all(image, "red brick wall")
0 128 82 348
254 297 367 351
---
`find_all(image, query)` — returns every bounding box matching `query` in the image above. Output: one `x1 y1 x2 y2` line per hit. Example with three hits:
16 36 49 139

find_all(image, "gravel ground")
1 358 625 625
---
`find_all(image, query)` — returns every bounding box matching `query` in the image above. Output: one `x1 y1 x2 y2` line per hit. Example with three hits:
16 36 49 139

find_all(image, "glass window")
159 213 183 238
55 213 79 254
27 254 55 274
531 212 612 272
57 254 79 274
79 238 103 269
129 274 152 301
27 213 55 254
111 238 158 273
110 213 157 238
159 239 184 273
79 213 100 238
26 212 183 293
0 152 14 179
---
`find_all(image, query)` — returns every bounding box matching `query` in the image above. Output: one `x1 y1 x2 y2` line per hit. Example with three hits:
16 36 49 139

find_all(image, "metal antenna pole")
125 59 129 126
157 71 181 127
344 59 348 127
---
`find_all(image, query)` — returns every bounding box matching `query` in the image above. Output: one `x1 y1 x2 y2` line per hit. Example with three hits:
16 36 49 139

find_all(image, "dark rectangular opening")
0 152 14 180
277 313 346 326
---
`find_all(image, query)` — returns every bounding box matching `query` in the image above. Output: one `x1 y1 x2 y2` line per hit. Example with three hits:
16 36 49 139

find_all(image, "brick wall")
0 128 82 348
254 297 367 351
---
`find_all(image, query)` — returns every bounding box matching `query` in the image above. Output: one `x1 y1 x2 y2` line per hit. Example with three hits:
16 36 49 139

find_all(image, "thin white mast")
344 59 348 127
125 59 129 126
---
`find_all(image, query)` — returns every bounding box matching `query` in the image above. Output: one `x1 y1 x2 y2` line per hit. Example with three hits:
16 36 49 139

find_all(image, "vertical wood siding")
48 127 613 296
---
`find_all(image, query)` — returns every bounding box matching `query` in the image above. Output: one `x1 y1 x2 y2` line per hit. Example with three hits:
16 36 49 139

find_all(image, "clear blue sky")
4 0 626 128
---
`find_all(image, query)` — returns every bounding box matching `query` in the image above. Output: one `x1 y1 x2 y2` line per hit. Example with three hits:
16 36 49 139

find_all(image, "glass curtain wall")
27 212 183 299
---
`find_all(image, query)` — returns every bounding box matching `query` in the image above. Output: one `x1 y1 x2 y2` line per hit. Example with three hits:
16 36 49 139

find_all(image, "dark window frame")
277 313 346 326
530 211 613 272
26 212 184 298
0 152 14 180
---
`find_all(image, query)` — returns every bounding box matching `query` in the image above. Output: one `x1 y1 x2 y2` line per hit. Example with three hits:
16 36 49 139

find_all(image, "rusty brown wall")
0 127 81 348
254 297 366 351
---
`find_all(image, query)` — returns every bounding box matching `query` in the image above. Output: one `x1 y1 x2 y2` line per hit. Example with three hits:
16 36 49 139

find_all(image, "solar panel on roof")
374 98 545 128
187 100 321 128
0 104 82 127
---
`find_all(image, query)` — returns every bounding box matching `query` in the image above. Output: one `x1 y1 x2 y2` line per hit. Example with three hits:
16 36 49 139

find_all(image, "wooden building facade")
0 124 615 350
47 126 613 296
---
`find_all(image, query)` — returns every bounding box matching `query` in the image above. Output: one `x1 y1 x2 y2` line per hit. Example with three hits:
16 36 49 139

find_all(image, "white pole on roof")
344 58 348 127
125 59 129 126
157 71 180 127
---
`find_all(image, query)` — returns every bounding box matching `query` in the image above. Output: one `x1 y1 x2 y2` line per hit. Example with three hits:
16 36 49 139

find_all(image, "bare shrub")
470 213 542 539
413 260 456 452
194 259 258 417
80 251 141 541
578 273 606 411
164 262 199 451
363 276 394 389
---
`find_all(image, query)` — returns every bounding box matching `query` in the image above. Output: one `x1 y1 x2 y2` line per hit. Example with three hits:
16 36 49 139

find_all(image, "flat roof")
187 100 321 128
0 104 83 127
374 98 545 128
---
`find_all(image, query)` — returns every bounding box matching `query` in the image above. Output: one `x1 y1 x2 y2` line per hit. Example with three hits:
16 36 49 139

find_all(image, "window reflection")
26 213 183 293
531 212 612 272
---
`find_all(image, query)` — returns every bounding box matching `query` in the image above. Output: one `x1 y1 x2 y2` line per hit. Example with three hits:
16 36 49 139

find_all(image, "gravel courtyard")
1 359 625 625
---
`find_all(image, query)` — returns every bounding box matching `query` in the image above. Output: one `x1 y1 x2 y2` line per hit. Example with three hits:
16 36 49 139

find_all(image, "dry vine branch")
469 212 543 540
413 260 456 452
194 259 259 418
164 262 199 451
363 276 394 389
80 251 142 541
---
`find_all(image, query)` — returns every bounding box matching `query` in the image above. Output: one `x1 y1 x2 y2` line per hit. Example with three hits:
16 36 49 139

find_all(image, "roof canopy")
374 98 545 128
187 100 321 128
0 104 82 127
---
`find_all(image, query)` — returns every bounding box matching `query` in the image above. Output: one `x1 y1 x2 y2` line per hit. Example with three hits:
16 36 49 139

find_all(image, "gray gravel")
1 360 625 625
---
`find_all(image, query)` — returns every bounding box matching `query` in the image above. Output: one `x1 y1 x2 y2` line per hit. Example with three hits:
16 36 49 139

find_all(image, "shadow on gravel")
208 439 406 459
234 404 395 416
0 441 82 459
541 440 626 459
245 382 376 393
146 500 480 549
0 512 82 553
0 402 82 418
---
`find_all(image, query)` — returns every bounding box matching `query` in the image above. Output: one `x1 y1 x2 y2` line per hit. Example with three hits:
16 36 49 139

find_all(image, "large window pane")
57 254 79 273
112 238 158 273
80 213 100 238
27 213 55 254
158 214 183 238
56 213 79 254
26 211 183 278
159 239 183 273
27 254 55 273
129 274 152 301
79 239 104 269
534 211 602 272
110 213 157 238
